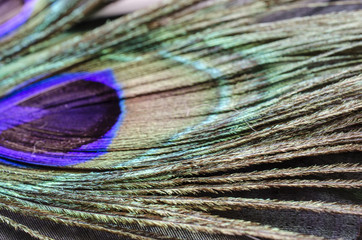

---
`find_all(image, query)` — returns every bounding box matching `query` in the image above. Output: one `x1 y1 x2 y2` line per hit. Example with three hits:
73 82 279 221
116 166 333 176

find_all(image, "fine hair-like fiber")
0 0 361 239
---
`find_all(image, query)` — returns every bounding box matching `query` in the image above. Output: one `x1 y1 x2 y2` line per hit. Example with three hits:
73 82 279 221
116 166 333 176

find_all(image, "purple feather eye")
0 70 124 167
0 0 36 38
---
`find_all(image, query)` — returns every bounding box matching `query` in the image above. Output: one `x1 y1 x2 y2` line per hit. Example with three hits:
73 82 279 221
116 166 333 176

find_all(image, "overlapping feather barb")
0 0 361 239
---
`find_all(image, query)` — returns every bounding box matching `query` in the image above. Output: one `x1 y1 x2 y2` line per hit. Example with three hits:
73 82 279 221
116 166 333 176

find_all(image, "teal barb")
0 0 361 240
0 70 124 167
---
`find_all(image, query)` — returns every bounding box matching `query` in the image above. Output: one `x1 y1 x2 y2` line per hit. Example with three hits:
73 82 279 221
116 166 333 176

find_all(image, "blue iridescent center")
0 70 124 167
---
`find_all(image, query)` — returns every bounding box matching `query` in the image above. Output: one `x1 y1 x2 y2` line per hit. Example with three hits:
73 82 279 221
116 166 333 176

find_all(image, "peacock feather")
0 0 361 239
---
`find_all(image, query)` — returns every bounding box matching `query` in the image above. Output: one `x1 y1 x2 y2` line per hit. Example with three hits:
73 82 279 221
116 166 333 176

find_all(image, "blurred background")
93 0 163 18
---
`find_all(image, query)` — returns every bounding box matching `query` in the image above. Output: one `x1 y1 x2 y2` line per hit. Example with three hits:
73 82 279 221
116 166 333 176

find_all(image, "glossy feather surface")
0 0 361 239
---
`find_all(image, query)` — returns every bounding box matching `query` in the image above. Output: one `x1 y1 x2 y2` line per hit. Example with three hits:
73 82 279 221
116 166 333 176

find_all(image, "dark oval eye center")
0 80 121 153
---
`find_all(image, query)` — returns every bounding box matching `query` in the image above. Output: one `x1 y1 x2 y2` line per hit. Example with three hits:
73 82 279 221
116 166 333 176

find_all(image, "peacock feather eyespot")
0 0 36 38
0 70 125 167
0 0 361 239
